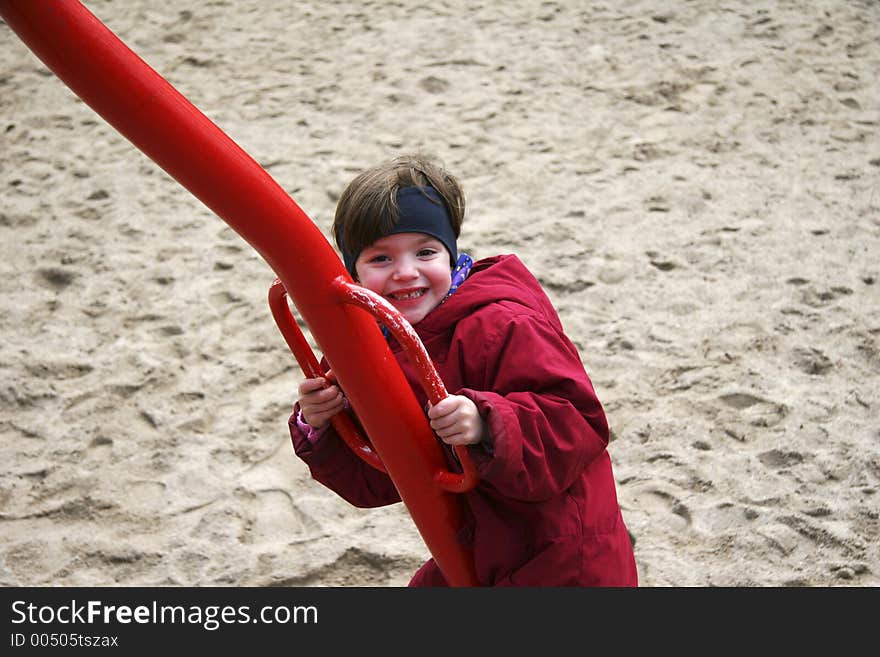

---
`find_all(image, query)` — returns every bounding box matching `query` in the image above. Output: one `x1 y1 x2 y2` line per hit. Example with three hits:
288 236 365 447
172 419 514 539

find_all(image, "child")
289 154 638 586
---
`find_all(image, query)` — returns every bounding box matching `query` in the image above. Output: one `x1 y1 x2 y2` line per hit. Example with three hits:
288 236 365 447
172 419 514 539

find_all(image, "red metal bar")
1 0 478 586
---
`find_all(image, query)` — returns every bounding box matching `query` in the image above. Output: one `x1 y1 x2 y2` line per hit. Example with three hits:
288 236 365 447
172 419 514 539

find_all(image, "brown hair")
333 154 465 259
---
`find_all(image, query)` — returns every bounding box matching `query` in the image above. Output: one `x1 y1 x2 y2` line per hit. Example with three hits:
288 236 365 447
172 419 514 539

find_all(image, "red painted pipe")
1 0 478 586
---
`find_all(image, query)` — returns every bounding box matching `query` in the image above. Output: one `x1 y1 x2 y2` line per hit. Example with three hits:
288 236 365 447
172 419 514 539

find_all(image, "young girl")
290 154 638 586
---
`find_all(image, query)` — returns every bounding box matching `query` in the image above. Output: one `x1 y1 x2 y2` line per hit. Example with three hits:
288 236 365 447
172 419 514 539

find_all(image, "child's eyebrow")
366 235 443 250
411 235 444 247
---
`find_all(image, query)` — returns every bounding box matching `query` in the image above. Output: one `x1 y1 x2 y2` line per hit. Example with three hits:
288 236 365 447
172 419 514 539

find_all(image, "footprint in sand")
241 488 321 545
275 547 416 587
119 480 168 514
757 449 804 469
756 523 801 557
35 267 77 291
24 359 93 380
718 392 766 409
697 501 760 534
798 284 853 308
629 485 692 531
792 347 833 375
87 435 114 460
717 391 788 438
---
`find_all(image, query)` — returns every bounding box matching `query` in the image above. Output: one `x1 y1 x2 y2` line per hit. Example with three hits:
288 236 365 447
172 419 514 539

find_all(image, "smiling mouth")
387 288 427 301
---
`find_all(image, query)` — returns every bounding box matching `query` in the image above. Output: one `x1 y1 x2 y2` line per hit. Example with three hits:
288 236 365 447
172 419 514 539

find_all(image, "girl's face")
354 232 452 325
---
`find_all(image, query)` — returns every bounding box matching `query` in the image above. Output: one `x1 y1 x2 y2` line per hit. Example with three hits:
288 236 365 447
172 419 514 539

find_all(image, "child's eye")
417 248 438 257
367 254 390 263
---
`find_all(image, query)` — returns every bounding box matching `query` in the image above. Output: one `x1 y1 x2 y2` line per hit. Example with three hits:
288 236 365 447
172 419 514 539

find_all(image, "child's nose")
392 259 419 279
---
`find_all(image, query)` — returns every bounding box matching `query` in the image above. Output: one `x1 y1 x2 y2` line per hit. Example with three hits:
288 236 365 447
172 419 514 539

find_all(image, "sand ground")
1 0 878 586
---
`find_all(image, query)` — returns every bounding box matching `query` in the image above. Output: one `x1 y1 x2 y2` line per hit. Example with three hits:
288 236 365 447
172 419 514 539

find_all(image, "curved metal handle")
332 277 478 494
268 279 386 473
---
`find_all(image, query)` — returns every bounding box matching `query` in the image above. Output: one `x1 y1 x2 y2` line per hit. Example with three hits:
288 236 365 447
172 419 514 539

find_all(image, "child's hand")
297 375 344 429
427 395 488 446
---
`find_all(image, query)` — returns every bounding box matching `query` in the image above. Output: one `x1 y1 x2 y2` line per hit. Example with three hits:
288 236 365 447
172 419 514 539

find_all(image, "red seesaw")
0 0 479 586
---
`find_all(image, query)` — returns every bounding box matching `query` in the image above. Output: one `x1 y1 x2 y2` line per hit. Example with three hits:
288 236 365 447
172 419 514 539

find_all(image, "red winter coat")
289 254 638 586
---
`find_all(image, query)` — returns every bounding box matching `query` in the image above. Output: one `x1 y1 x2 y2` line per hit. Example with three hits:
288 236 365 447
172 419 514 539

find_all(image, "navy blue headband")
340 186 458 277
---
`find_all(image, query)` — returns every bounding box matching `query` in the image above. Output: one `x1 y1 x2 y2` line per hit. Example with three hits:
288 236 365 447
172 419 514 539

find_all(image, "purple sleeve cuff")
295 408 330 444
295 396 353 443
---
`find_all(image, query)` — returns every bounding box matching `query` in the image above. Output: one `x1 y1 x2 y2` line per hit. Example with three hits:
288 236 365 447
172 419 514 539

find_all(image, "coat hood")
415 254 564 339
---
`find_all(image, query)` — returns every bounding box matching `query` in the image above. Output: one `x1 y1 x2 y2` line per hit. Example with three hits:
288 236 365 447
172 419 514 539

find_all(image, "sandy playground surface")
1 0 878 586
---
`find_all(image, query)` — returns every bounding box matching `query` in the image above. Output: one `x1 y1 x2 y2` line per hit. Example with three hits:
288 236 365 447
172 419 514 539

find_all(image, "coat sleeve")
457 309 610 502
289 409 401 508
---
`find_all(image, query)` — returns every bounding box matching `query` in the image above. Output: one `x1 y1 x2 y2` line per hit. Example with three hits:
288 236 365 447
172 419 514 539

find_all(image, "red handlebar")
269 277 478 493
268 280 386 473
